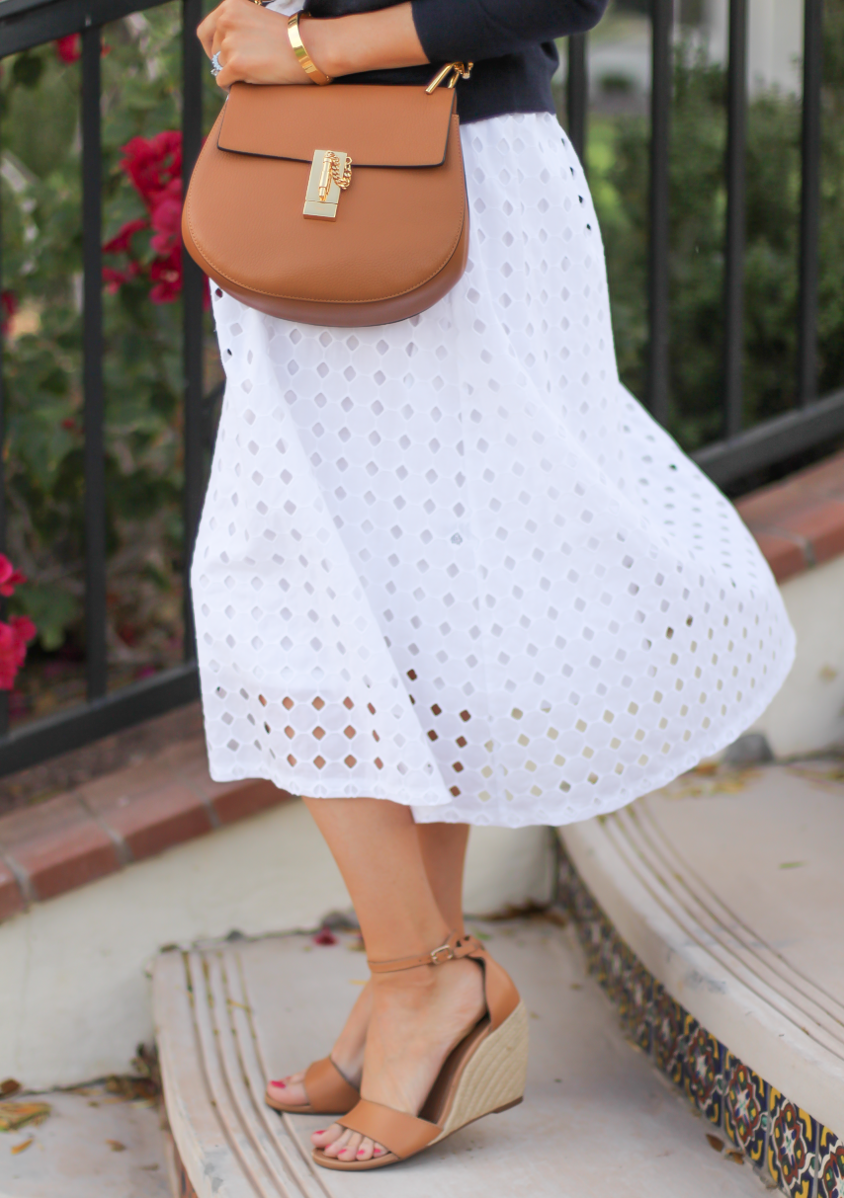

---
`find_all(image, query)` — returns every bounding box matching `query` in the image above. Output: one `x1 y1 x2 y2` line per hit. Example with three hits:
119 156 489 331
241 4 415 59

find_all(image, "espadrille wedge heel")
312 931 528 1172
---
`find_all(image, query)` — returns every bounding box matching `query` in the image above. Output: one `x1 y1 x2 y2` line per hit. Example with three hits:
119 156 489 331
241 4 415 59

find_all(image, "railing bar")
181 0 203 662
797 0 823 407
646 0 671 426
566 33 587 167
723 0 747 439
0 664 199 779
82 24 107 701
694 387 844 488
0 0 173 58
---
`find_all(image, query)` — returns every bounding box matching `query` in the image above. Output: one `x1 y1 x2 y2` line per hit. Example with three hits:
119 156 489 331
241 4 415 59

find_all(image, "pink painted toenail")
373 1148 383 1156
357 1150 366 1157
269 1080 286 1088
315 1130 325 1135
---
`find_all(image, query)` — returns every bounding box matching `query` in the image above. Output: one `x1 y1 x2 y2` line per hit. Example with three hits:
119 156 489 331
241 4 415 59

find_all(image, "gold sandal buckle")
430 943 455 965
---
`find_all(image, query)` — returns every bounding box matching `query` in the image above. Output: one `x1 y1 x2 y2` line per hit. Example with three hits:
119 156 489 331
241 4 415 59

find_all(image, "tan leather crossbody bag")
181 65 471 327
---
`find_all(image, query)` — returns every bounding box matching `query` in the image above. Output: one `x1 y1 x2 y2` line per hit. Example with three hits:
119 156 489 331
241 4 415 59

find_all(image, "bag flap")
217 82 455 168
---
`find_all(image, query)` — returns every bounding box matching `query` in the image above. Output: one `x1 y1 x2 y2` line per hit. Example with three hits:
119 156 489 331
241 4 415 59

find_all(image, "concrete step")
559 760 844 1197
0 1080 170 1198
153 919 768 1198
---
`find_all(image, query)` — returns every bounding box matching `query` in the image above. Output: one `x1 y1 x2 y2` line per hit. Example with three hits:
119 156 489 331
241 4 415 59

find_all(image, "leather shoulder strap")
338 1099 439 1159
303 1057 359 1113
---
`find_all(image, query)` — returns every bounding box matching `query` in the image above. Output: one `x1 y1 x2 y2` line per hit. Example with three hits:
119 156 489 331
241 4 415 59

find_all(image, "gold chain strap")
328 152 352 191
317 151 353 202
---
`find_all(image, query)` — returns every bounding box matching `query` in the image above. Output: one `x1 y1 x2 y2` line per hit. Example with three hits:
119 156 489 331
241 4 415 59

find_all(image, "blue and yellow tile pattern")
559 844 837 1198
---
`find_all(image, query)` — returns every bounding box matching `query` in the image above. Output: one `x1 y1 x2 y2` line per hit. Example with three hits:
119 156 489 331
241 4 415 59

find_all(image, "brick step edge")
0 737 291 923
736 448 844 583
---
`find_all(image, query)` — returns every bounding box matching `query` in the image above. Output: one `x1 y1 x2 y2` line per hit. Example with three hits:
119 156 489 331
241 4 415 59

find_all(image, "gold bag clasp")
304 150 352 219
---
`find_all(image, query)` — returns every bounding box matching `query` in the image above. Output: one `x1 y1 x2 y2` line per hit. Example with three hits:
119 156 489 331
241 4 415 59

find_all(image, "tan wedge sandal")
264 1057 359 1115
312 930 528 1171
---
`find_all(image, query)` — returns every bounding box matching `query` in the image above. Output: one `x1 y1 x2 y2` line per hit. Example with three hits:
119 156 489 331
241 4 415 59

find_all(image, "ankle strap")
367 930 483 974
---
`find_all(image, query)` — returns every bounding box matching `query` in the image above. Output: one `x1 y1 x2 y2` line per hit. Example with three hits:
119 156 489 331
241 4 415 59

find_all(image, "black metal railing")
566 0 838 485
0 0 206 773
0 0 836 778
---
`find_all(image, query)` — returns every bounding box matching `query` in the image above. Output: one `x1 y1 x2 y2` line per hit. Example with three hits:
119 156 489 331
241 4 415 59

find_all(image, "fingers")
196 0 241 61
213 50 240 90
196 5 219 58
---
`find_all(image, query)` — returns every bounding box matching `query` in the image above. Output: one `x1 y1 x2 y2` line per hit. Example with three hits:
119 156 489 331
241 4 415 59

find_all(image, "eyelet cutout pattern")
191 112 795 827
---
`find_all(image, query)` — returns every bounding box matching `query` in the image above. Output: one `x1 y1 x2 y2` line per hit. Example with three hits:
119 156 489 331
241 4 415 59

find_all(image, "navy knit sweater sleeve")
411 0 607 64
303 0 608 124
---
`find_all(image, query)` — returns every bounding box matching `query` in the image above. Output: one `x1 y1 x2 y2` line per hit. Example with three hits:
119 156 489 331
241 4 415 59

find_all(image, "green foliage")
588 4 844 451
1 6 221 684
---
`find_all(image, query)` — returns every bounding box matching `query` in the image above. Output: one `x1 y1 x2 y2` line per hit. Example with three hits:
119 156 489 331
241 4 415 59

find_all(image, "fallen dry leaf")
104 1075 158 1102
662 767 759 801
11 1138 33 1155
706 1134 725 1153
106 1139 126 1153
726 1150 745 1165
0 1080 21 1098
786 764 844 790
0 1102 51 1132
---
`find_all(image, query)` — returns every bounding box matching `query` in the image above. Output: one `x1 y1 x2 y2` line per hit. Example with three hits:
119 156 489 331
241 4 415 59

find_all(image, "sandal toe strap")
338 1099 439 1159
303 1057 359 1113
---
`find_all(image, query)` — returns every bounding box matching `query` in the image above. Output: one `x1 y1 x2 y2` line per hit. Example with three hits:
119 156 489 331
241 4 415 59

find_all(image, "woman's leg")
305 798 484 1162
269 820 471 1107
417 821 471 937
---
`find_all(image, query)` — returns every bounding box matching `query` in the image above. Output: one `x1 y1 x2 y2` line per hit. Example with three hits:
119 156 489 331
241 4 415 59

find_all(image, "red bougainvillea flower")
149 186 182 257
121 131 182 210
103 217 148 257
1 290 18 337
149 243 183 305
0 615 36 691
10 616 36 646
312 927 338 946
55 34 81 63
104 131 208 308
54 34 110 63
0 553 26 597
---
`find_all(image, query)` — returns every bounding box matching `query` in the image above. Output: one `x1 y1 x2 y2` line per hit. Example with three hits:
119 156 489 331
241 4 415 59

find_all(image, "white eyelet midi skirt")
191 109 795 829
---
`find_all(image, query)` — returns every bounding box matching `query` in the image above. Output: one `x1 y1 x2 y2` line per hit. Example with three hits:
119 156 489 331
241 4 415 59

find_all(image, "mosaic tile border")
557 845 835 1198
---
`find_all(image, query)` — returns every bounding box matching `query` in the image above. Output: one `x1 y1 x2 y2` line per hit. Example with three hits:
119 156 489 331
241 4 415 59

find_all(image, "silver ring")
211 51 223 76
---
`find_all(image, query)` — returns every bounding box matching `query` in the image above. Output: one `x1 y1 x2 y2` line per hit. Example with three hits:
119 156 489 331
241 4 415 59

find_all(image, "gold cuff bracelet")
287 12 333 86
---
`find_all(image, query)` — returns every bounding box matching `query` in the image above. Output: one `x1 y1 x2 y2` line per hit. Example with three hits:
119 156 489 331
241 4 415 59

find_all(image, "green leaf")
12 53 44 90
13 583 79 651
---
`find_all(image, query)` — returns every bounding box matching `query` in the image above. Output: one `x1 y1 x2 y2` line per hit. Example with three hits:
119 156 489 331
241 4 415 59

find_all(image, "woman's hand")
198 0 313 89
197 0 428 91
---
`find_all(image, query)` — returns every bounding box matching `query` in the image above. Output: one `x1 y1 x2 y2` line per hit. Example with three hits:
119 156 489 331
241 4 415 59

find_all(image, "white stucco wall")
0 800 554 1090
751 553 844 758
